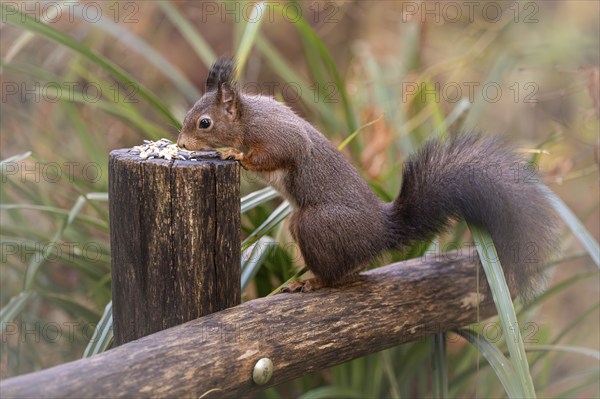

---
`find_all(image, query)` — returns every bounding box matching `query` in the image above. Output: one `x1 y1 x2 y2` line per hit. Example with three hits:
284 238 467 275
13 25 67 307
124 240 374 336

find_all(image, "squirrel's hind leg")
288 205 386 285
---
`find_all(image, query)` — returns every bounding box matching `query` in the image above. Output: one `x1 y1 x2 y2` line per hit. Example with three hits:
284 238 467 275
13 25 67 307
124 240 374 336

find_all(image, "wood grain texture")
0 251 495 399
108 149 241 345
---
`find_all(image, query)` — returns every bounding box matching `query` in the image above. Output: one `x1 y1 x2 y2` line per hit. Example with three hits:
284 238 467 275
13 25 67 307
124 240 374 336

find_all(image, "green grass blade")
0 204 108 230
22 193 103 289
351 357 366 391
28 81 169 139
2 0 63 63
0 291 35 332
540 184 599 267
541 366 600 396
255 36 341 132
0 179 46 218
380 350 401 399
1 151 32 165
39 291 100 322
87 17 201 102
2 62 170 139
241 187 280 214
83 301 114 358
461 54 513 131
67 60 173 138
298 386 366 399
420 79 446 133
242 201 291 251
441 98 471 129
0 236 109 278
518 270 599 315
551 301 600 346
337 115 384 151
530 301 600 371
67 196 87 226
358 47 393 113
1 4 180 128
157 2 216 68
289 9 356 133
1 62 57 81
468 223 536 398
61 101 107 167
3 30 35 65
86 193 109 201
454 328 519 398
261 388 283 399
76 192 109 222
525 345 600 360
241 236 277 291
235 2 267 76
547 371 600 399
23 223 64 290
431 333 448 399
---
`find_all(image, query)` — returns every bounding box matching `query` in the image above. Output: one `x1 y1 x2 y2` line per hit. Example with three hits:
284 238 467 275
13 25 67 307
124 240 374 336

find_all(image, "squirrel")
177 57 560 298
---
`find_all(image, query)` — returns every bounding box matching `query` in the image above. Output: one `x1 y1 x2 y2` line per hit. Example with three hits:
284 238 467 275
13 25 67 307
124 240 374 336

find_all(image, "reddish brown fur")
178 58 560 298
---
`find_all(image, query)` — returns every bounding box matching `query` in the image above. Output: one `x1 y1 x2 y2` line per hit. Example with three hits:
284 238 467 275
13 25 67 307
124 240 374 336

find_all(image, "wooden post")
108 149 241 345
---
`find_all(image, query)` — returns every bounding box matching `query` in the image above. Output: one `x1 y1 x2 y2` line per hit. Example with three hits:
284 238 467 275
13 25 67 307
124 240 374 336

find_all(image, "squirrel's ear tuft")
206 57 237 92
218 83 239 119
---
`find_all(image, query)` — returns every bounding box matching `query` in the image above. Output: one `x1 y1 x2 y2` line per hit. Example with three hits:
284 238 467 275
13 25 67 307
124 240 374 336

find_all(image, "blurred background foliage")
1 1 599 397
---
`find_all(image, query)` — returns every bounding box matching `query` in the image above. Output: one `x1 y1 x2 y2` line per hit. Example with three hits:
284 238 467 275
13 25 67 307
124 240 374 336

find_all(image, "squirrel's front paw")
219 149 244 162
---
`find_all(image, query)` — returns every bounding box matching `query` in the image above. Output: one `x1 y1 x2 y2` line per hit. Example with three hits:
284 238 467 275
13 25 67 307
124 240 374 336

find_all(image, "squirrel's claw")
280 278 326 294
219 149 244 162
280 280 305 293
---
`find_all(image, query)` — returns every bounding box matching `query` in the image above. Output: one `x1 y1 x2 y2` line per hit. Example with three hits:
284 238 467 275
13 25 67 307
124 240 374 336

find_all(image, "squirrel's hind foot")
280 277 326 294
280 273 361 294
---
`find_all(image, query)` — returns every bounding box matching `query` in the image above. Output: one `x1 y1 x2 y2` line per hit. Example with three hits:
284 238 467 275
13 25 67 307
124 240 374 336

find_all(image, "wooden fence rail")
0 251 495 399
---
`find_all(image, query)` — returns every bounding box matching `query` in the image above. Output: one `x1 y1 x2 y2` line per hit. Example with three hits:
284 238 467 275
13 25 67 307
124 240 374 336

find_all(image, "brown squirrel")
177 58 559 297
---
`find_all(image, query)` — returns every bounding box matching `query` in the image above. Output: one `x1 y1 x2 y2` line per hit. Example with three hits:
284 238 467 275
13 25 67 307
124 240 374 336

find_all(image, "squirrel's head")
177 58 243 151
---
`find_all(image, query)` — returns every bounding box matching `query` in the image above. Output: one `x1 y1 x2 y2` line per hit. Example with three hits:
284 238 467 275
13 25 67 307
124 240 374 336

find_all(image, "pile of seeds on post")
130 138 197 161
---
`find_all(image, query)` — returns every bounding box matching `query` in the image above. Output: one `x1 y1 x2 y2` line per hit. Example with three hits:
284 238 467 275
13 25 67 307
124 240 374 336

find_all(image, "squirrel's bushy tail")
390 133 559 298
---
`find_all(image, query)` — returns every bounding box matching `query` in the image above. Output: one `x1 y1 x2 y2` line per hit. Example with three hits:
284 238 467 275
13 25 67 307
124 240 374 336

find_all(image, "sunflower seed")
130 138 202 161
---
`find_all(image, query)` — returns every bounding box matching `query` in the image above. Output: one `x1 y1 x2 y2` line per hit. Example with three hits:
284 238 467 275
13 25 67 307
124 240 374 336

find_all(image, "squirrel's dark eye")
198 118 212 129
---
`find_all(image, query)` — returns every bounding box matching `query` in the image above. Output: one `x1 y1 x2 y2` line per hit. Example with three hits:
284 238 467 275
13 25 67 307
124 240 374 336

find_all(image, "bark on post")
108 149 241 345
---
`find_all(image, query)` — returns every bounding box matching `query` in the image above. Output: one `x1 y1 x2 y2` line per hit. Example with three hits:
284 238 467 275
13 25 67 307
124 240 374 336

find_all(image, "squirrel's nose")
176 135 186 148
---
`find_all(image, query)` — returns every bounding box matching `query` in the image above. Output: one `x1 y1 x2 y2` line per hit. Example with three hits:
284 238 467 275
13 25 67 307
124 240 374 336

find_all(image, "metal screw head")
252 357 273 385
